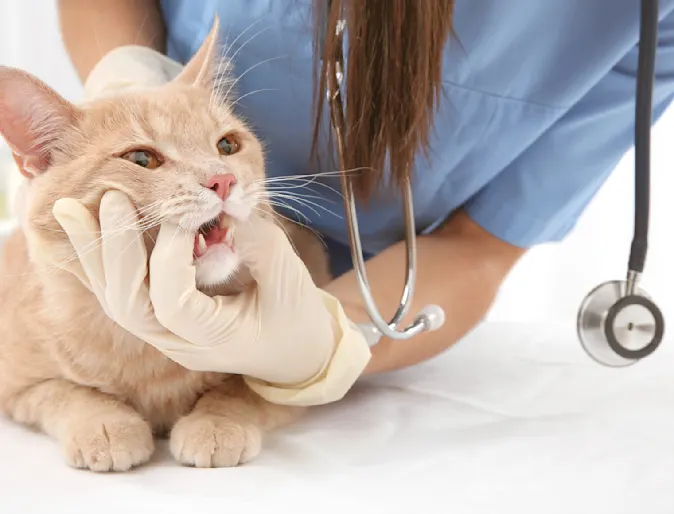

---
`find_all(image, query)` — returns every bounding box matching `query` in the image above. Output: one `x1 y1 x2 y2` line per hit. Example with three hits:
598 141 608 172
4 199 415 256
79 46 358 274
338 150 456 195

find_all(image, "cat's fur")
0 19 330 471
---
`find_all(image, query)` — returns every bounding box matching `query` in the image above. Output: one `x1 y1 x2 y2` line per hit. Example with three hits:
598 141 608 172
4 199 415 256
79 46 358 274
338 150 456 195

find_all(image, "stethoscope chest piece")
577 280 664 367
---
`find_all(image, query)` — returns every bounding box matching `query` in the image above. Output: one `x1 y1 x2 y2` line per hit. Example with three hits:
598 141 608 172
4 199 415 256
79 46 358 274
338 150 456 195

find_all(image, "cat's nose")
205 173 237 200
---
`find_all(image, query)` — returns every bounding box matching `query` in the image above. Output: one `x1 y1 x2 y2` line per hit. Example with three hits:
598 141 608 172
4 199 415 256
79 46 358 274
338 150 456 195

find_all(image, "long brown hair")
311 0 454 200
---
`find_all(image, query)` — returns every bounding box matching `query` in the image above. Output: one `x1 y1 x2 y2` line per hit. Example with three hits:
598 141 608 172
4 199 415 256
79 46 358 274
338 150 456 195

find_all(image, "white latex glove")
51 192 371 406
84 45 184 100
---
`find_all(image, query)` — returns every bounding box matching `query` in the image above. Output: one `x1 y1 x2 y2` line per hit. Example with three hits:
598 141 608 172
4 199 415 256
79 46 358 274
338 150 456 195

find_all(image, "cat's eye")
217 135 241 156
121 149 161 169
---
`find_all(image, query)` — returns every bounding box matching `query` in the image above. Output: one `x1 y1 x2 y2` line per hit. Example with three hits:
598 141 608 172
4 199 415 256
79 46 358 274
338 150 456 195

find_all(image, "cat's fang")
218 215 230 230
197 233 207 254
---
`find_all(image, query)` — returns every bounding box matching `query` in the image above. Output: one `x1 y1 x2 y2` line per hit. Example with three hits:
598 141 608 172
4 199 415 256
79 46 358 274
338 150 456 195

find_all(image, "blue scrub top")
160 0 674 277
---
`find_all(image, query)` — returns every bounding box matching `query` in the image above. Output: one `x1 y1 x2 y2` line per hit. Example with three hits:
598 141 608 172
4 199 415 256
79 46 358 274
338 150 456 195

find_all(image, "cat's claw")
170 413 262 468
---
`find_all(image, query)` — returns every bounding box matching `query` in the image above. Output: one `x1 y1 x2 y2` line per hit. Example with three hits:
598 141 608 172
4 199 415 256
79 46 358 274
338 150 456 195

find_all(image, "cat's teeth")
218 215 230 230
197 233 207 253
225 226 234 245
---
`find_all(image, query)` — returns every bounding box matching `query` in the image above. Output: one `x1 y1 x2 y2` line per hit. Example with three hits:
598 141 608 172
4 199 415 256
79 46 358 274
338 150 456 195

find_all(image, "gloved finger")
149 221 249 346
98 191 151 321
52 197 106 298
96 193 208 355
235 215 315 290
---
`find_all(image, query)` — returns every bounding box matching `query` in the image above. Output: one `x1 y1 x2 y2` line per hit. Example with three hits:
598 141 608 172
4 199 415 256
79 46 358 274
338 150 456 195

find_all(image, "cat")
0 18 331 471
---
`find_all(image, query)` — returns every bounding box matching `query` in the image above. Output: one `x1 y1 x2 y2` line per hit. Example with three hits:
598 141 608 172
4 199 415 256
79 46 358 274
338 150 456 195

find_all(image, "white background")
1 0 673 325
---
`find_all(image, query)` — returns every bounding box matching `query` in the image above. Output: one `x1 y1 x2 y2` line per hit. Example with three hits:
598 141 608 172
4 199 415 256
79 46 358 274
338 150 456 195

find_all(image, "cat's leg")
6 379 154 472
170 376 304 468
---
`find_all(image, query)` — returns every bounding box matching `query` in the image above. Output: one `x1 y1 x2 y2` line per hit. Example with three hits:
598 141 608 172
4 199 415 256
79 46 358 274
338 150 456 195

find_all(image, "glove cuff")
244 290 372 406
83 45 184 100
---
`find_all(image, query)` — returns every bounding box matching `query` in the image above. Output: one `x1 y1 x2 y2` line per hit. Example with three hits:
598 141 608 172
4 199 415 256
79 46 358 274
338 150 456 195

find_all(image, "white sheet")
1 321 673 514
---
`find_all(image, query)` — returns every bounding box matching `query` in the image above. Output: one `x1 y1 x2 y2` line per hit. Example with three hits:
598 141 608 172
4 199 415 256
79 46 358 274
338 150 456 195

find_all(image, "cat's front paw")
170 413 262 468
61 411 154 472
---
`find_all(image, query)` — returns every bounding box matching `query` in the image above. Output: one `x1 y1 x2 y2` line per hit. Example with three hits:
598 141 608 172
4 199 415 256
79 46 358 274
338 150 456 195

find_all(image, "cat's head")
0 18 267 289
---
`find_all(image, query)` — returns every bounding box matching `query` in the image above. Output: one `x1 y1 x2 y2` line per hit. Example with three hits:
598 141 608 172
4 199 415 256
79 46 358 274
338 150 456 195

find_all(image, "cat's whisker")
253 190 337 204
274 195 334 218
51 212 166 272
52 208 168 261
133 10 150 47
251 169 372 198
210 54 234 111
257 200 308 222
257 199 311 226
250 207 302 254
51 192 205 235
53 245 104 270
55 235 115 266
222 22 272 70
254 192 342 219
253 195 338 214
210 19 272 109
138 217 170 230
261 182 341 195
106 228 157 273
51 215 144 266
104 199 167 228
251 206 327 249
109 207 166 231
160 205 211 221
229 88 278 109
210 37 236 110
162 222 182 258
254 193 323 217
248 179 343 198
252 206 295 227
223 55 288 102
253 167 369 184
67 184 163 231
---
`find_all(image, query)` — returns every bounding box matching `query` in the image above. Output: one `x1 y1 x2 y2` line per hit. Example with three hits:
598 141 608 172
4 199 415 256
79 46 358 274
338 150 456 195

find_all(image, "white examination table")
1 319 673 514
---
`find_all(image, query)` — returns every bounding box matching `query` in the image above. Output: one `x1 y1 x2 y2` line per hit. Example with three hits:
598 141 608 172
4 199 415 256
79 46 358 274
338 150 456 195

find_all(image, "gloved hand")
51 191 371 406
83 45 184 99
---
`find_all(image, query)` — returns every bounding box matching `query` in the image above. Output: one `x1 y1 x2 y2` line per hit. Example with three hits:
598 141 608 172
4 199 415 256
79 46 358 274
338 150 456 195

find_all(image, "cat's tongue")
193 226 231 258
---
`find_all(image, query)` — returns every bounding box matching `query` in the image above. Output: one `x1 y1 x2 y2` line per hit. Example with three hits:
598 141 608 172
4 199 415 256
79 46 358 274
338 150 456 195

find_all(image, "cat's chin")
194 244 241 293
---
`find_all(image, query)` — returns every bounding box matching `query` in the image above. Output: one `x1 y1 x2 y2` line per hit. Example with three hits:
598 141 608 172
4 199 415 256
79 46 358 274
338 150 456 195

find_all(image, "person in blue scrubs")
58 0 674 377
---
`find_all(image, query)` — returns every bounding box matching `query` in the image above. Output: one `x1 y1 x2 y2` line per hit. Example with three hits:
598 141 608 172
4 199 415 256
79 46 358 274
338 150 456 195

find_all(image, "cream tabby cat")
0 19 330 471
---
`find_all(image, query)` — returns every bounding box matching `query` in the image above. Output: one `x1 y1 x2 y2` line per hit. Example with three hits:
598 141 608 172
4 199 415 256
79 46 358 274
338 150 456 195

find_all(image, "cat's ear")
0 66 80 179
176 15 229 89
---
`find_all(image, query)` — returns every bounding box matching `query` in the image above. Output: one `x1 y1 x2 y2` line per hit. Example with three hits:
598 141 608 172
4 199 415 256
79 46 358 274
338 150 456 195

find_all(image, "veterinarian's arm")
325 211 526 375
58 0 166 82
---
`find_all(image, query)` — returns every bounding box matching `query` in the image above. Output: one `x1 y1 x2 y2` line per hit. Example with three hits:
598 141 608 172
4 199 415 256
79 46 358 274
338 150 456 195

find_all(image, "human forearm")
57 0 166 82
324 210 526 375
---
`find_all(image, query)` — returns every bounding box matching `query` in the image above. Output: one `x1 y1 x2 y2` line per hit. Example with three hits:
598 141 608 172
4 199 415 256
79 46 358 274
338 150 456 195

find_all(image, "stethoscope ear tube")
629 0 658 275
577 0 665 366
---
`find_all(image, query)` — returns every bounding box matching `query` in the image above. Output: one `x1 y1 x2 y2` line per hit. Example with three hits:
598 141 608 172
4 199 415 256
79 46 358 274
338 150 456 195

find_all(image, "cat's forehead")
79 86 238 147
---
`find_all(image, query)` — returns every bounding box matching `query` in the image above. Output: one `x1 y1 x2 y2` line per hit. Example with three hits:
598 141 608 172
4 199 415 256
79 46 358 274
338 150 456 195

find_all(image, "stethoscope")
325 0 665 365
577 0 665 367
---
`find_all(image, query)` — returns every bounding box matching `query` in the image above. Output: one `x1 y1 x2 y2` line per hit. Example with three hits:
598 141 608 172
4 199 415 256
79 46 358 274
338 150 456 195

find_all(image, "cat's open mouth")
193 213 234 258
